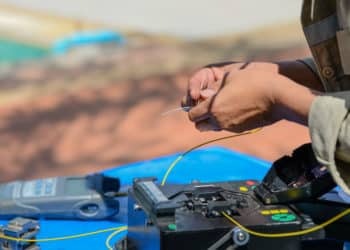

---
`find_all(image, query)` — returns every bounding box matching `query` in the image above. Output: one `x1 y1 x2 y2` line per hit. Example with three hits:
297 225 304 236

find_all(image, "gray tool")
0 174 120 220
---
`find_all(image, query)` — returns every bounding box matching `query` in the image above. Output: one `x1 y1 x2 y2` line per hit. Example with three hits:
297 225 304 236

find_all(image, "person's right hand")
182 61 318 132
181 60 324 110
181 62 284 108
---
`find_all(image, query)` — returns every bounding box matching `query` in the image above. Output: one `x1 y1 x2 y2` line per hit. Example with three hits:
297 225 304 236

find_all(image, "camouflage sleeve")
309 93 350 195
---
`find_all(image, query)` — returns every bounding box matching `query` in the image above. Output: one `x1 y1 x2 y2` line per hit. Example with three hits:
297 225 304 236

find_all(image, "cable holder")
0 217 40 250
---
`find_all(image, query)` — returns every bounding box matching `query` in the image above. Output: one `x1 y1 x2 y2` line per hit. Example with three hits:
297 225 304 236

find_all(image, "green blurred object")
0 38 49 63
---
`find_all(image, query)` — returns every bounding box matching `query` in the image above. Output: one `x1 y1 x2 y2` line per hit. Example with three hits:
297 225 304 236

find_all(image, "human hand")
187 69 278 132
181 62 283 109
181 63 229 108
188 68 317 132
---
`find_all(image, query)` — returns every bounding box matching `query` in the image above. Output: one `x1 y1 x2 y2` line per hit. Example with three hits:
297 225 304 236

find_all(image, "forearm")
203 60 323 125
217 60 324 92
277 60 324 92
272 75 319 125
215 61 321 124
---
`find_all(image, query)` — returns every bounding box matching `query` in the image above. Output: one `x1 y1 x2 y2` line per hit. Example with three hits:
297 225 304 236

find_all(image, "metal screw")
232 227 250 246
237 232 246 241
134 204 142 211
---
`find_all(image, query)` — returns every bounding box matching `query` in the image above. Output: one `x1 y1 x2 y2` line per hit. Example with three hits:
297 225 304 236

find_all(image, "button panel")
239 186 249 192
260 209 289 216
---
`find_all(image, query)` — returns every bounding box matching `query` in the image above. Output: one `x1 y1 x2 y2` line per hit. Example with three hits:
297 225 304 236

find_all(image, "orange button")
246 180 255 186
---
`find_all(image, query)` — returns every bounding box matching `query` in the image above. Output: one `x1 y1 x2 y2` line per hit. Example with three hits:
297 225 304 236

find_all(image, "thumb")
200 89 216 100
200 78 222 100
188 97 212 122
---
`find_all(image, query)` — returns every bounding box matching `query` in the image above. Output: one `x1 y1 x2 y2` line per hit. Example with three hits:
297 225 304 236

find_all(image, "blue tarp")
0 146 271 249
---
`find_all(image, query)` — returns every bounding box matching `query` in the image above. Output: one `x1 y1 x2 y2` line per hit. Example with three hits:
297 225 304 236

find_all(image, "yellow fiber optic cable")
105 227 128 250
3 124 348 247
160 126 350 240
222 209 350 238
161 128 262 186
0 226 128 243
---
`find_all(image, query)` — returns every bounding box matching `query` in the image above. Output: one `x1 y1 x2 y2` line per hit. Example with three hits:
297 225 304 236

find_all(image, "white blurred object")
344 242 350 250
2 0 302 39
161 106 191 116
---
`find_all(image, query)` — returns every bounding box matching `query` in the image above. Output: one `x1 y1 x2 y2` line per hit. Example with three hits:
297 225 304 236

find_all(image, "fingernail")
200 89 215 98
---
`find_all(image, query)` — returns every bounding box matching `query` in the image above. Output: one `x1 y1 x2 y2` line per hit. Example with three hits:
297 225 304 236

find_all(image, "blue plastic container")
53 31 125 54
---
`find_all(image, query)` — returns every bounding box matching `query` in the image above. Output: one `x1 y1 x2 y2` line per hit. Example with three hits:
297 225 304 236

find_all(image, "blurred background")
0 1 311 182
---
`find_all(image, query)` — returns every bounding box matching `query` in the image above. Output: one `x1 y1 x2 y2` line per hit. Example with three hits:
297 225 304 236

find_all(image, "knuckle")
188 111 195 122
225 71 237 80
195 122 203 130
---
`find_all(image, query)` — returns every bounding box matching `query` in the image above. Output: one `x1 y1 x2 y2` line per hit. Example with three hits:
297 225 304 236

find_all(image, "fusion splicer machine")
126 144 350 250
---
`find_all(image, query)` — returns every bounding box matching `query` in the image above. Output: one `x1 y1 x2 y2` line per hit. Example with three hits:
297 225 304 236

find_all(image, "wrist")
277 60 324 91
272 75 318 125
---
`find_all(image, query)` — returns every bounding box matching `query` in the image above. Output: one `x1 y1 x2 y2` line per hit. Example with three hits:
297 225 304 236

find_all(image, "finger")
195 119 216 132
188 98 212 122
208 63 244 88
210 66 226 81
200 89 216 100
189 68 214 100
199 77 223 102
195 119 222 132
202 68 215 88
188 76 204 100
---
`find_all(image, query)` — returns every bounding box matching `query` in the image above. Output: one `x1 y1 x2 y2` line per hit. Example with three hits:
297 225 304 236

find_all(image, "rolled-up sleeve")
299 58 318 75
309 93 350 194
299 57 330 91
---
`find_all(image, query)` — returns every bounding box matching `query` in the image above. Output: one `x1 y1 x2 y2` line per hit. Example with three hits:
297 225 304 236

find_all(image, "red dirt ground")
0 40 311 182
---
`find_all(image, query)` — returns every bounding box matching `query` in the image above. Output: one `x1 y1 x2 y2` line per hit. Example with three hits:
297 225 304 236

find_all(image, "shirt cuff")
309 95 350 194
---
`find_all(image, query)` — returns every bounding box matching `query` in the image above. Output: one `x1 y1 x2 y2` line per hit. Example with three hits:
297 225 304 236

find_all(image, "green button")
168 223 177 231
271 213 296 222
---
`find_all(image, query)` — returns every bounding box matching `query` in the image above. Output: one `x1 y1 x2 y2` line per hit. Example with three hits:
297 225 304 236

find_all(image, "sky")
2 0 303 39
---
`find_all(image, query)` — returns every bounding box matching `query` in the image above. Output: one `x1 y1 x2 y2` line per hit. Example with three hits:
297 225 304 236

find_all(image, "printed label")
21 178 57 197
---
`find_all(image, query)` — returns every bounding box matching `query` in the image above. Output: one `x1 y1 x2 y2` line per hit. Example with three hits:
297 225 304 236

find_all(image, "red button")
246 180 255 186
